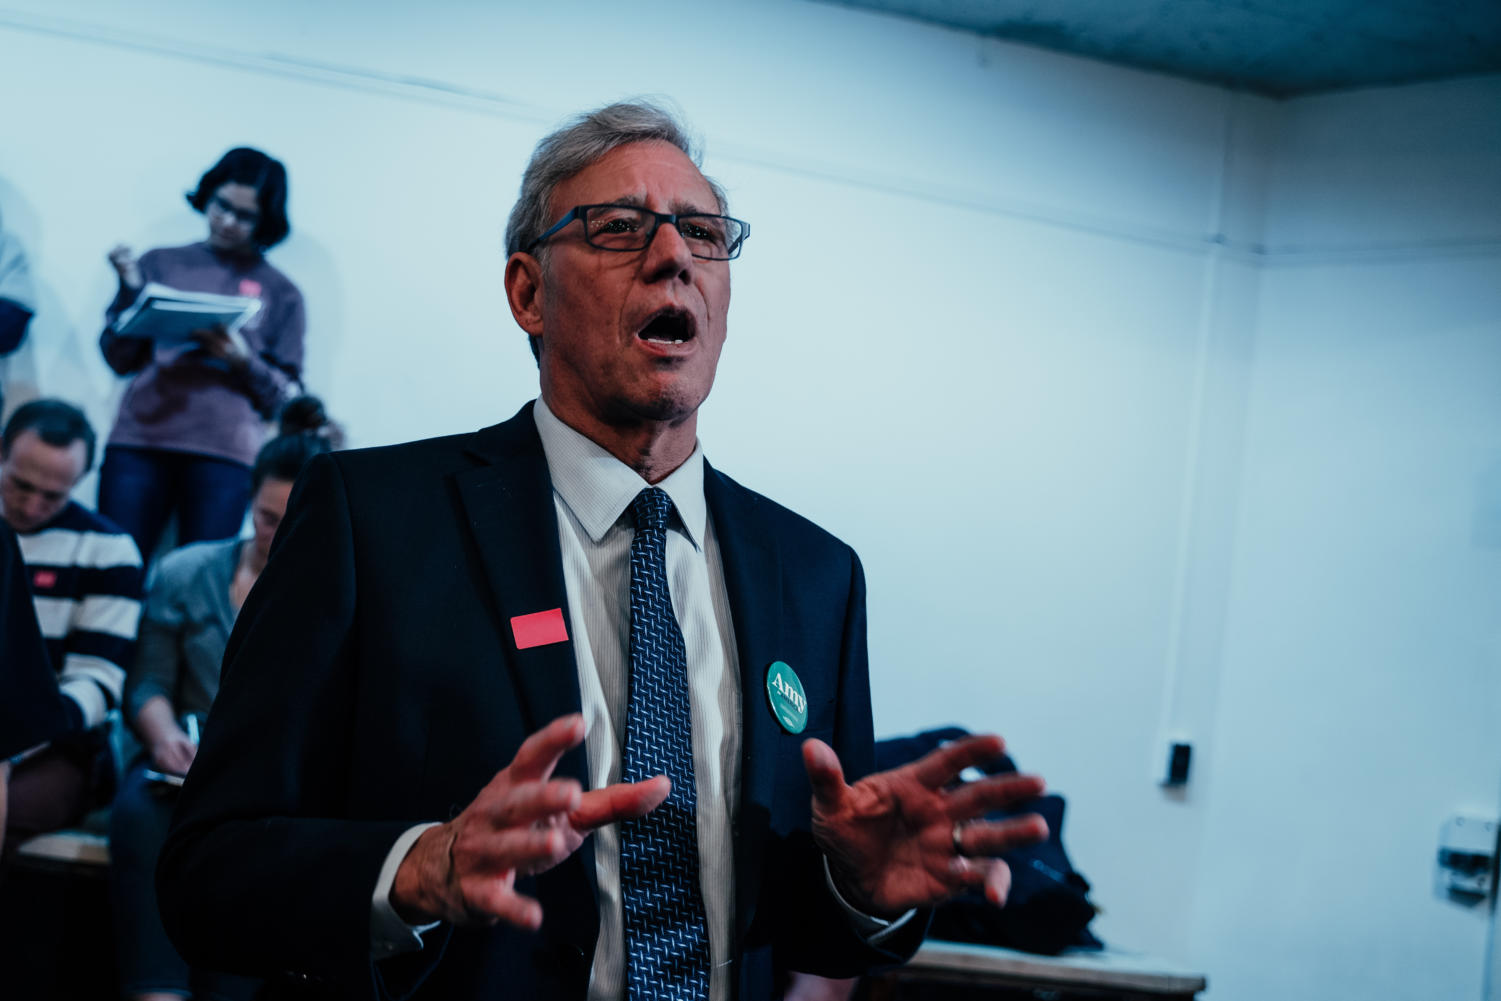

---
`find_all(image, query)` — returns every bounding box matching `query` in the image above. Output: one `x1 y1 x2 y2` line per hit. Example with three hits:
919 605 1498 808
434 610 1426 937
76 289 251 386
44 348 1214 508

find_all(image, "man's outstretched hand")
392 714 669 929
803 735 1048 917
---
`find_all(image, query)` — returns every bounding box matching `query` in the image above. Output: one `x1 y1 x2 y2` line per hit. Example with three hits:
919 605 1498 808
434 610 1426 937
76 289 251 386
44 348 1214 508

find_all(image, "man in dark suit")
159 101 1046 1001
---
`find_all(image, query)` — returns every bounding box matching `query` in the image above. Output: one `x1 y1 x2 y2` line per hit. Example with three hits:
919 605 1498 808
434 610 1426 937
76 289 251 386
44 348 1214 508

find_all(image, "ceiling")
821 0 1501 97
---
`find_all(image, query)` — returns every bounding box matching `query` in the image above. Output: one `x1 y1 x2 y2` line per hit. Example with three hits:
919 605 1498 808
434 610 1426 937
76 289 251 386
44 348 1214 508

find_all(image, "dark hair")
1 398 96 471
278 394 328 436
251 432 329 492
276 394 346 450
185 147 291 249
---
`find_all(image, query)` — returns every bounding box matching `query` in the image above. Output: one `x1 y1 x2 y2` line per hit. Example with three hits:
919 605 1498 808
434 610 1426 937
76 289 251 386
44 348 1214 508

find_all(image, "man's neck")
2 507 60 537
239 539 268 577
539 395 696 485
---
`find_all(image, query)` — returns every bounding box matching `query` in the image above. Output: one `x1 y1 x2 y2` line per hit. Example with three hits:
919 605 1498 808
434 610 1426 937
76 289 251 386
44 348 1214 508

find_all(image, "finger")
571 776 670 832
954 814 1049 858
980 858 1013 907
945 773 1046 818
483 777 582 830
458 823 569 876
801 738 848 809
907 735 1007 790
507 714 587 783
465 880 544 930
984 858 1008 906
944 856 1013 907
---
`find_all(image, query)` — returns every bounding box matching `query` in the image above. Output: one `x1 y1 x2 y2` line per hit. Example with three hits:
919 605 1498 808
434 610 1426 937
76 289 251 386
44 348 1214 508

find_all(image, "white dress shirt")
533 397 743 1001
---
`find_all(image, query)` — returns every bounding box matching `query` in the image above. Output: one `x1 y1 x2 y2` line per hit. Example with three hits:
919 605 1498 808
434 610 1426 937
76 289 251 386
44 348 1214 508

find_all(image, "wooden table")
866 940 1207 1001
12 828 111 873
4 826 118 997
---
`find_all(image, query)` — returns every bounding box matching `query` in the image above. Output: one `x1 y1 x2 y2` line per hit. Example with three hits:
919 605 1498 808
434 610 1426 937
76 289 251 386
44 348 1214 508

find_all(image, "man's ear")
504 252 545 338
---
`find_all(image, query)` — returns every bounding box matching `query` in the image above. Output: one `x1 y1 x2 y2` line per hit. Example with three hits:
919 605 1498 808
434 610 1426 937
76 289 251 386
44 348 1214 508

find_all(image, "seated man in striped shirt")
1 399 143 844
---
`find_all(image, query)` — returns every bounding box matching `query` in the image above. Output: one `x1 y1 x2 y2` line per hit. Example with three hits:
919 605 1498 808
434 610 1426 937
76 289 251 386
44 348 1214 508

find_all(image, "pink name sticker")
511 608 568 649
238 278 262 298
32 569 56 589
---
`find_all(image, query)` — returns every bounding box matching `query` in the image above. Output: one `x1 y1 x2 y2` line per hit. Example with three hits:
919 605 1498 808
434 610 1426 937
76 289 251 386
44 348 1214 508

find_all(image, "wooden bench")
4 821 118 997
867 939 1208 1000
12 827 111 874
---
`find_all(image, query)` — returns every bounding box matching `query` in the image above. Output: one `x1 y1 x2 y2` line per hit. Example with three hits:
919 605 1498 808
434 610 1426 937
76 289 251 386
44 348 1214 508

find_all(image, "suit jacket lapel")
456 404 584 751
454 404 598 917
705 463 784 943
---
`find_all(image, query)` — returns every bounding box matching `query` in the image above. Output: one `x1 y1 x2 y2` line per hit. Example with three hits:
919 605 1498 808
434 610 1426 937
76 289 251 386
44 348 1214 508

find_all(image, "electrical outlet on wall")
1437 814 1498 904
1158 734 1192 787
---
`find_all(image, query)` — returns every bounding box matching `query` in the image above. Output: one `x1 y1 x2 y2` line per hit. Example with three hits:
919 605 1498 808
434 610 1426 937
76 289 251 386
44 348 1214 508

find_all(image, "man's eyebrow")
598 194 651 212
605 195 720 216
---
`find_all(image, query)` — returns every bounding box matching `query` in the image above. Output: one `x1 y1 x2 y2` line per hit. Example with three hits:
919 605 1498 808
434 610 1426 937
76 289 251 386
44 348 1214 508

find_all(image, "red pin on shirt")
511 608 568 649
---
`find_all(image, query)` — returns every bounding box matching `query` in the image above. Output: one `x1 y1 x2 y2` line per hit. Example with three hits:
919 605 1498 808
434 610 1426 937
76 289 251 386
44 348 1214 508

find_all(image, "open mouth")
637 307 696 346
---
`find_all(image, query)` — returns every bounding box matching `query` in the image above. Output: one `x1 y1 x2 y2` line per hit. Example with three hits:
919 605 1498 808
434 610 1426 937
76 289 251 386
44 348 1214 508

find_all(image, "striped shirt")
16 500 144 729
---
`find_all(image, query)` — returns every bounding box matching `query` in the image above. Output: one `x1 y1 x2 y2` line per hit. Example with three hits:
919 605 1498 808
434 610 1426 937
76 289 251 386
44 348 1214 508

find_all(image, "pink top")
100 242 304 467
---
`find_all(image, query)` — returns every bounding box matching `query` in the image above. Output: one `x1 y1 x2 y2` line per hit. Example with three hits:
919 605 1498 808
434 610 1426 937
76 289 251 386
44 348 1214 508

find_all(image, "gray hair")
503 99 728 259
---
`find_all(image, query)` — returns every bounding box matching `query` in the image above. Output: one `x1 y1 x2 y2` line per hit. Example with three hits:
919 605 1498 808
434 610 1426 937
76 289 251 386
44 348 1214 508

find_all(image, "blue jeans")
109 760 261 1000
97 446 252 565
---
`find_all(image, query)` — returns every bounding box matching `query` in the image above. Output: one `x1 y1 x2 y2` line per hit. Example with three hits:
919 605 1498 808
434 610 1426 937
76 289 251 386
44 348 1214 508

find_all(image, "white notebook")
114 281 261 346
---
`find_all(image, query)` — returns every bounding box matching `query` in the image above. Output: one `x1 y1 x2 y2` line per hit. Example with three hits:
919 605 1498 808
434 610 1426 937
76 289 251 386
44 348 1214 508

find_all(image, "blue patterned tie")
619 487 710 1001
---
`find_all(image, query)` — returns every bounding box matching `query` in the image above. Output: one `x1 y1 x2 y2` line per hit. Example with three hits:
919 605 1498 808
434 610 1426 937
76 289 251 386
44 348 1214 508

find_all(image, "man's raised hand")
391 714 669 929
803 734 1048 917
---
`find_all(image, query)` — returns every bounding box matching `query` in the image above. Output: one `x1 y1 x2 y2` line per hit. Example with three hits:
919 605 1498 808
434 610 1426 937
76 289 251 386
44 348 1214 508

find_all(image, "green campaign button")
765 661 808 734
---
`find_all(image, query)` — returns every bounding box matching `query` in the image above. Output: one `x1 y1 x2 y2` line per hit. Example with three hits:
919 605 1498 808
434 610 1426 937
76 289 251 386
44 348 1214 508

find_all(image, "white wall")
2 3 1498 999
1190 77 1501 1001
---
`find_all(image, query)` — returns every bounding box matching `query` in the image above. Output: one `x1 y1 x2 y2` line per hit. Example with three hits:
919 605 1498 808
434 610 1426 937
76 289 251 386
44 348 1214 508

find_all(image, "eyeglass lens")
584 206 744 259
210 195 259 226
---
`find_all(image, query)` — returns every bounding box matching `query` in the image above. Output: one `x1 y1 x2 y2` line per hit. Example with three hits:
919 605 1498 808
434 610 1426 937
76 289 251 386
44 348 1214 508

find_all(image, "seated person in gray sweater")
110 429 329 1001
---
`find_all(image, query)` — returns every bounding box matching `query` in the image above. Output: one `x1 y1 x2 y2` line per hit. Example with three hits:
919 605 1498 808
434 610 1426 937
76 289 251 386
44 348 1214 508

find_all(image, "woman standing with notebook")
98 147 304 564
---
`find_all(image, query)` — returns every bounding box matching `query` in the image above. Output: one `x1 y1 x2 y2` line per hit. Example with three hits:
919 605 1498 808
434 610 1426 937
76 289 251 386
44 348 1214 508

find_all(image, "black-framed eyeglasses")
525 204 749 261
208 194 260 226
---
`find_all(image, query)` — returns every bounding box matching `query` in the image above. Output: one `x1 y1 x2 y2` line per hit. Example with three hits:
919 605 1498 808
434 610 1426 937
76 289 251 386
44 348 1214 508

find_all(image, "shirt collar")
532 396 707 551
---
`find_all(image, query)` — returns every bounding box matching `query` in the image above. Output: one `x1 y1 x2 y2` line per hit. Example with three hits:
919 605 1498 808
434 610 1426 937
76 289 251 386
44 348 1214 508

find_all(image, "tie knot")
630 487 673 533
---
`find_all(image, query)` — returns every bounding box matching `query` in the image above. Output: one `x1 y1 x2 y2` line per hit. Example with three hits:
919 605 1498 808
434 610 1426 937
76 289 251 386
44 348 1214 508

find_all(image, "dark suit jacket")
1 523 71 759
158 404 923 999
